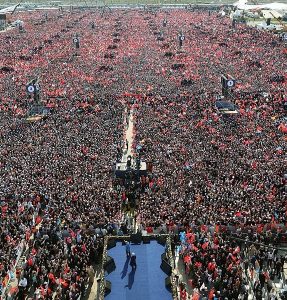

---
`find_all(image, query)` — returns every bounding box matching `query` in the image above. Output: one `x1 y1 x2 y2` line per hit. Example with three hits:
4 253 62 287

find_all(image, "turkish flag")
192 291 200 300
202 242 209 250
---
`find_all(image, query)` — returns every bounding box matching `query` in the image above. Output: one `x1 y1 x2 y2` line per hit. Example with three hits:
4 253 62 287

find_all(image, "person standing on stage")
125 241 131 258
130 252 137 269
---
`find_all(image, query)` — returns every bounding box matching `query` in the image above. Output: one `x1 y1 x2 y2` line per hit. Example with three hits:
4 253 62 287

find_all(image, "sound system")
171 241 176 255
164 52 174 57
161 252 167 261
142 235 151 244
157 235 166 246
0 66 14 73
271 75 284 83
171 63 185 70
161 257 172 276
181 79 194 86
104 280 112 296
131 232 142 244
104 256 116 274
165 276 172 292
107 238 116 250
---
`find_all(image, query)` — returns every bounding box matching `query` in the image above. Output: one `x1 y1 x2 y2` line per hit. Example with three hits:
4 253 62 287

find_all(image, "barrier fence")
1 239 26 299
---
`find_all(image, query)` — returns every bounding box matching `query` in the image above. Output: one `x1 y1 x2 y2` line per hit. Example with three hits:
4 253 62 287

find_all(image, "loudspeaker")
266 18 271 26
157 235 166 246
161 252 167 261
271 75 284 83
165 276 172 292
142 235 151 244
171 241 176 254
131 232 142 244
104 256 116 274
104 280 111 296
107 238 116 250
171 63 185 70
161 258 172 276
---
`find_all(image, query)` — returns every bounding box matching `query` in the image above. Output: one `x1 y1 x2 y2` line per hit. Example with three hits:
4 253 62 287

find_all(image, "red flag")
200 225 207 232
257 224 264 233
202 242 209 250
233 246 240 254
192 291 200 300
35 216 42 225
184 255 191 264
208 288 215 300
278 123 287 133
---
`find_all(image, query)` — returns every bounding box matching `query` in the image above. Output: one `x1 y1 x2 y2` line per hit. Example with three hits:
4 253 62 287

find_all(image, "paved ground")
121 107 135 164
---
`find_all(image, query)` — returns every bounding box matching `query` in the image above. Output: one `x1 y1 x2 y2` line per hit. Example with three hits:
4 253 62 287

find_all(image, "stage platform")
105 241 172 300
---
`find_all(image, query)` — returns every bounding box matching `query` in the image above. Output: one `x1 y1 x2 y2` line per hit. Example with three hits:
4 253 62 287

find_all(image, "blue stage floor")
105 240 172 300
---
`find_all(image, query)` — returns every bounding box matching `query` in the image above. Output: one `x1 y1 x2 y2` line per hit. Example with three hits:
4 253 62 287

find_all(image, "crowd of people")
1 9 128 299
134 11 286 232
178 229 248 299
177 227 286 299
0 6 286 300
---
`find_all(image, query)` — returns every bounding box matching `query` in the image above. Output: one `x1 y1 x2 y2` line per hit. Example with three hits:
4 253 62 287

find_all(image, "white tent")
0 4 20 14
233 0 287 13
261 9 283 18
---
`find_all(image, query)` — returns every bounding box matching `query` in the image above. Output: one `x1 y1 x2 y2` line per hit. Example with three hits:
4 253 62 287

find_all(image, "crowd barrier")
1 239 26 299
1 207 41 299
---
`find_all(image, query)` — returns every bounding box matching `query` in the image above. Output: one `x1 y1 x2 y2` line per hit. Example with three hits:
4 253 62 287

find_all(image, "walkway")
121 106 135 164
88 103 136 299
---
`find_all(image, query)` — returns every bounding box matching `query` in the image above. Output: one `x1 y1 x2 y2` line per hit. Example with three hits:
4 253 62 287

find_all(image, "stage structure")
215 100 239 115
26 78 51 122
98 234 177 300
0 14 6 30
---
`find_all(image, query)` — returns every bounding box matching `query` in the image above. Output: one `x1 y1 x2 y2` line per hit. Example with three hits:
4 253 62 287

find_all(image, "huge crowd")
0 6 286 300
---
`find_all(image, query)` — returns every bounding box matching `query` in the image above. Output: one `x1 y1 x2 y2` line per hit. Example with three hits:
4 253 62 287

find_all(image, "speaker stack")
104 256 116 274
104 280 112 296
165 276 172 291
130 232 142 244
157 235 166 246
107 238 116 250
160 252 172 276
142 235 151 244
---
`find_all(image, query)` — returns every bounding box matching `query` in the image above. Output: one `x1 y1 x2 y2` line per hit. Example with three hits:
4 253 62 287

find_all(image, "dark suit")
130 255 137 269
